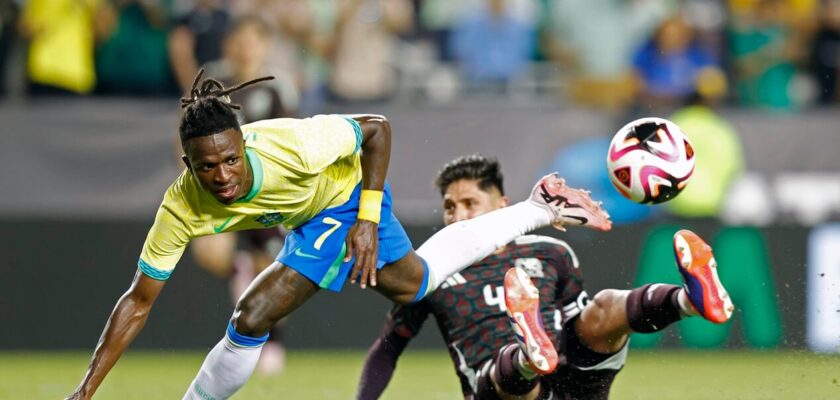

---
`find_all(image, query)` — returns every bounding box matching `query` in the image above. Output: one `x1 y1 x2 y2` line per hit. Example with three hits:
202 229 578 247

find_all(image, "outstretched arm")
356 330 410 400
345 114 392 288
67 271 166 400
356 301 428 400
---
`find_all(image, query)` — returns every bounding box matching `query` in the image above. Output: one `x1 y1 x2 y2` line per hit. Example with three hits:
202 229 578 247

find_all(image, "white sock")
417 201 551 290
183 338 263 400
677 288 699 317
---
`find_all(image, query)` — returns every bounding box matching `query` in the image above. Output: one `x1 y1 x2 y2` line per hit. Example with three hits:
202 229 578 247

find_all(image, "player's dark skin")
67 115 428 400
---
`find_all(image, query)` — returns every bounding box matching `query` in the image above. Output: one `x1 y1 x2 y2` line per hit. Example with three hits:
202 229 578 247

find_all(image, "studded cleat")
529 173 612 232
504 267 558 375
673 229 734 324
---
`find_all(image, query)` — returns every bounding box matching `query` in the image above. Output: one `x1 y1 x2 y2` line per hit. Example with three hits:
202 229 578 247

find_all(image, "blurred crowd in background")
0 0 839 118
4 0 840 228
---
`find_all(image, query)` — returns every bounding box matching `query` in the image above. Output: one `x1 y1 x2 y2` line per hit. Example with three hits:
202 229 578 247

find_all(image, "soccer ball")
606 117 695 204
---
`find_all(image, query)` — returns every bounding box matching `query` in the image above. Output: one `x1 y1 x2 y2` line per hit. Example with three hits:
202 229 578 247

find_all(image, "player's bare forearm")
346 115 390 288
354 114 391 191
69 271 165 399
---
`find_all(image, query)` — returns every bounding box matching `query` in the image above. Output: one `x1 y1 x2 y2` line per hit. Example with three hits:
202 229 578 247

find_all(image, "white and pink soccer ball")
606 117 695 204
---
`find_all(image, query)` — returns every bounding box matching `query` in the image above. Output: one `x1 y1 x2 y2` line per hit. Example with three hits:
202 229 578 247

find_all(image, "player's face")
182 128 251 205
442 179 509 225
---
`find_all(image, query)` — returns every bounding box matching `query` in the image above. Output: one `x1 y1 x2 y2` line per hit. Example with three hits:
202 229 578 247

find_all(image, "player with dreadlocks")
65 70 612 400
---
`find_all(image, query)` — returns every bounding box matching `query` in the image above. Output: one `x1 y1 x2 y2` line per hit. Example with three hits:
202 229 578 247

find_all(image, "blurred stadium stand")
0 100 838 224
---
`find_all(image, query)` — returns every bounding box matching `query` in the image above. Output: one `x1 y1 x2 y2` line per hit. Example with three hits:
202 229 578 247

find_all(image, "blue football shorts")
276 182 413 292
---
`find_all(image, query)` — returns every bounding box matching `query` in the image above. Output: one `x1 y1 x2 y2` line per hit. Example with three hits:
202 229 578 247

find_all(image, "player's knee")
575 289 632 353
591 289 625 312
584 289 627 329
231 299 272 337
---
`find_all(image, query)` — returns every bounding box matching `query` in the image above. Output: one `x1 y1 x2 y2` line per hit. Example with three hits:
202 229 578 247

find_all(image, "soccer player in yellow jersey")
65 70 612 400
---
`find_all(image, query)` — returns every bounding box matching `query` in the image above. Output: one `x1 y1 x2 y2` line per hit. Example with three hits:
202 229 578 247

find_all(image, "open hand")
346 220 379 289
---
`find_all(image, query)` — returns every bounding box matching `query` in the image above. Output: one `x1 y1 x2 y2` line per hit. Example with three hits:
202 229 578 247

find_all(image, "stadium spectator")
205 16 300 121
292 1 338 114
227 0 311 96
228 0 330 114
809 0 840 105
328 0 413 102
417 0 469 61
18 0 101 95
168 0 231 92
94 0 175 95
449 0 536 92
728 0 800 109
668 68 746 218
544 0 671 110
632 15 718 109
681 0 728 63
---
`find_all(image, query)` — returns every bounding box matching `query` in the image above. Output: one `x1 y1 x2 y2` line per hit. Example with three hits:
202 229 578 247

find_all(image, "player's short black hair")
435 154 505 196
178 68 274 147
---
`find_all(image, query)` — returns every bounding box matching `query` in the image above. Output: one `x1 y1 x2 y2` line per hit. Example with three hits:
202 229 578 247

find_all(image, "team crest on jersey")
514 258 544 278
440 273 467 289
256 212 284 227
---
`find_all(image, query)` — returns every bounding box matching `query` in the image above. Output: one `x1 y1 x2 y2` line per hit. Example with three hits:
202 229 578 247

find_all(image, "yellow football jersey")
138 114 362 279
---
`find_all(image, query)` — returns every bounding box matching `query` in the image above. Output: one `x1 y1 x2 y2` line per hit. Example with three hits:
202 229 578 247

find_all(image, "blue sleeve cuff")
138 258 172 281
341 116 363 153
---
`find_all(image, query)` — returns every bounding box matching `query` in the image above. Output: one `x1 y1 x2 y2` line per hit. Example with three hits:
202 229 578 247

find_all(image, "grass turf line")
1 350 838 399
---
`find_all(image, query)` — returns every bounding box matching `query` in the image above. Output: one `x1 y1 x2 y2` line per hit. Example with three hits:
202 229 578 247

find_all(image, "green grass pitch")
2 350 839 399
